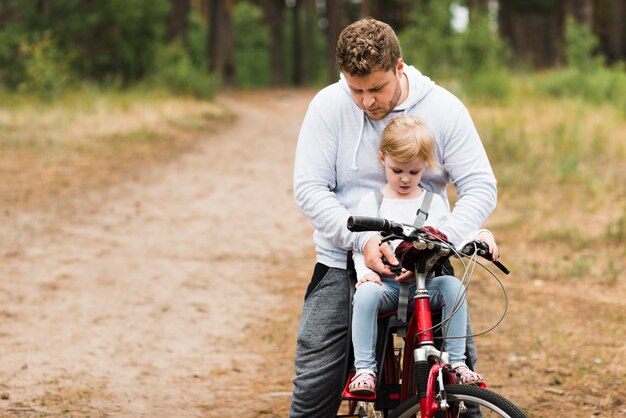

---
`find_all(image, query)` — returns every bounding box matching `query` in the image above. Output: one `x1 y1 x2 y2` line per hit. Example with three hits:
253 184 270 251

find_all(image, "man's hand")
364 234 399 276
355 272 382 288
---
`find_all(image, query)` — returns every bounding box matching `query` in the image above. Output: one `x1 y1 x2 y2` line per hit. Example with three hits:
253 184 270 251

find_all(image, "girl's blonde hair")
379 116 439 171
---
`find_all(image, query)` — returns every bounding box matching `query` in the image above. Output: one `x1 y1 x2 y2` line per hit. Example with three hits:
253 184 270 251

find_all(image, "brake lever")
379 235 404 276
382 256 404 276
462 241 510 275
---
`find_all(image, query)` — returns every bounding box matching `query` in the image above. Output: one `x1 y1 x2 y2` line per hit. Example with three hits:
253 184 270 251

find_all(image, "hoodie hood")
338 65 436 170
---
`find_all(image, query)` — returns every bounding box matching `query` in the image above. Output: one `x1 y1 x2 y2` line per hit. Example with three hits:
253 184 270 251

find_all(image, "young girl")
349 115 498 395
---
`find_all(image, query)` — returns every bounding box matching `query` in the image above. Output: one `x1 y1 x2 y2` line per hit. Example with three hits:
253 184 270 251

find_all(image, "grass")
467 79 626 288
457 75 626 417
0 87 231 208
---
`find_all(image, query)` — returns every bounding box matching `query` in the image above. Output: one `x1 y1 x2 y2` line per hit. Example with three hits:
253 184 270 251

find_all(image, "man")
291 18 496 417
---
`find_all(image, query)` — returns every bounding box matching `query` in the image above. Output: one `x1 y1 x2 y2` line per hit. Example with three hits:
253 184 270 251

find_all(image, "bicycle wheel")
389 384 527 418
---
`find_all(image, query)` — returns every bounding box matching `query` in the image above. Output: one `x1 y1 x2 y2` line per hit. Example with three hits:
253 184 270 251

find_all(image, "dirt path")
2 89 625 418
0 90 314 417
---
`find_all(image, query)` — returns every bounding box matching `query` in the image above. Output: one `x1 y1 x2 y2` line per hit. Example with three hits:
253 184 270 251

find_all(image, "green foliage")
150 42 216 99
524 17 626 111
459 67 511 102
232 1 270 88
453 14 509 73
399 2 510 101
187 10 208 69
0 0 170 88
17 31 73 100
0 25 27 88
535 66 626 111
531 17 626 118
563 16 603 71
399 0 456 76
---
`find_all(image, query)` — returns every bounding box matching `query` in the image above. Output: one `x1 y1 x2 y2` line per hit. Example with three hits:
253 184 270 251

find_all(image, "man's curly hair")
335 18 402 77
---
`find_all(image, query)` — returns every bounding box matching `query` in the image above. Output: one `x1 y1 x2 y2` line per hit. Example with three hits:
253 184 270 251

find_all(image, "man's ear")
395 58 404 75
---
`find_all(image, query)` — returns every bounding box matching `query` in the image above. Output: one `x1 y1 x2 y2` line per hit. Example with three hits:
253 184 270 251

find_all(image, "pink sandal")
349 370 377 395
452 363 484 385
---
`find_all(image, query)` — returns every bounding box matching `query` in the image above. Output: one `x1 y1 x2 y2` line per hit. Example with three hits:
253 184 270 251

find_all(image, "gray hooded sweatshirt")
293 65 497 270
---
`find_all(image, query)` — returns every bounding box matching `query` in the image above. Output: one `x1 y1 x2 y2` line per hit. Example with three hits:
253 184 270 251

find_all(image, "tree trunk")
301 0 316 85
610 0 626 61
263 0 285 86
221 0 236 87
208 0 222 73
497 0 564 68
208 0 236 87
0 0 15 29
568 0 593 27
191 0 209 21
360 0 370 17
325 0 342 82
168 0 191 43
497 0 514 48
292 0 303 86
468 0 489 23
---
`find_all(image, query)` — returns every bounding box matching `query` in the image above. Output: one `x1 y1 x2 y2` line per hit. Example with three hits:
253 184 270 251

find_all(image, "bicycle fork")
408 262 457 418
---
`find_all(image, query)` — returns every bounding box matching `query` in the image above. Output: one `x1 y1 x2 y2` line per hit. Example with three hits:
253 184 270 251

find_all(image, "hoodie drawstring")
350 112 366 171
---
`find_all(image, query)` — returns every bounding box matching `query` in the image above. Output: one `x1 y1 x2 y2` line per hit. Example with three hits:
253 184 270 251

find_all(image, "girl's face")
379 152 426 199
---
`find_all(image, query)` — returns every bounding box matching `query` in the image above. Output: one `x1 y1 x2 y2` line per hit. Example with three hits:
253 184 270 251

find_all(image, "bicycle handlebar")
347 215 421 239
460 241 510 275
346 215 395 233
347 215 510 274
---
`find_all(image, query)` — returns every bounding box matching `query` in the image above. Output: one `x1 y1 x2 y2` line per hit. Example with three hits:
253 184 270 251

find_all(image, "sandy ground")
1 89 625 418
0 90 313 417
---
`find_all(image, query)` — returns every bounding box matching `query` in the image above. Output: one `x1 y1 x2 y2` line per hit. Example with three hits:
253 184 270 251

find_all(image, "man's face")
342 60 404 120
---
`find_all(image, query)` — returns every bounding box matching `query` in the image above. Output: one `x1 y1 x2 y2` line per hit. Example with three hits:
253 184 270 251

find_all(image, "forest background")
1 1 625 417
3 0 626 99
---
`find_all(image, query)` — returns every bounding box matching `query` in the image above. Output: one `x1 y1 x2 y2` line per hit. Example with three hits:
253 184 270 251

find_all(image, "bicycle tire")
388 384 527 418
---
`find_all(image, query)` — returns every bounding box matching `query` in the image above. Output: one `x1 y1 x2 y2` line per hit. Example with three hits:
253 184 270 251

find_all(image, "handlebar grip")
493 260 510 275
461 241 510 275
347 216 392 233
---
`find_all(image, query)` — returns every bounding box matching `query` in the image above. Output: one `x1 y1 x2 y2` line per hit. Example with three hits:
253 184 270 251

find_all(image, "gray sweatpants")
289 266 350 417
288 264 479 417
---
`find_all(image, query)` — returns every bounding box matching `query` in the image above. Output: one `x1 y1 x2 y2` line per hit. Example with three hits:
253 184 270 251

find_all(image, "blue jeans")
352 275 468 372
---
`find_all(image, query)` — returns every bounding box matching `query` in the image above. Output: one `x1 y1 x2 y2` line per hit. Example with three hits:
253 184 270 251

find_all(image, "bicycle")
338 215 527 418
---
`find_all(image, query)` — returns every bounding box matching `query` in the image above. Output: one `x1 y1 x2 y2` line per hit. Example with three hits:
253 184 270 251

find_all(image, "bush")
563 16 603 71
535 66 626 111
151 42 216 99
17 32 73 100
454 13 511 101
462 67 511 102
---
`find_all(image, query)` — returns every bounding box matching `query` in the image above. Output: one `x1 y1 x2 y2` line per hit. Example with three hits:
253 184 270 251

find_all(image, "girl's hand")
475 229 499 262
356 272 382 289
395 268 415 283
